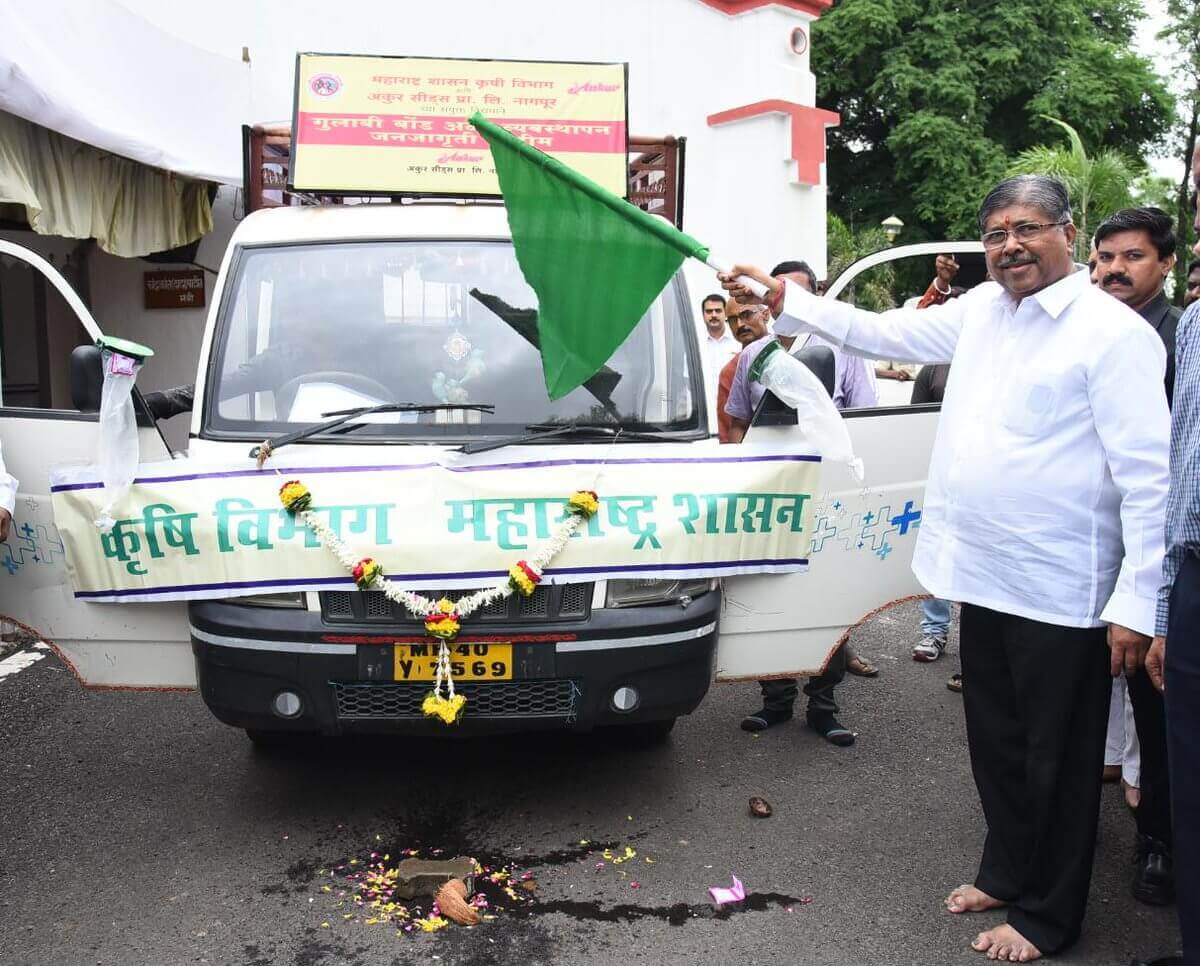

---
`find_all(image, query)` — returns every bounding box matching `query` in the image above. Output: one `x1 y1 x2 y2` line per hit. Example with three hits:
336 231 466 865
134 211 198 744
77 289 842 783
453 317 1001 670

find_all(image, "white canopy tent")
0 0 248 185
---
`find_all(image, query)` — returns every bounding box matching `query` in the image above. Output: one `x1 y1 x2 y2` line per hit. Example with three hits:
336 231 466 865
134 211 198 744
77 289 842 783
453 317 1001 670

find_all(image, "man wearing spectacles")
725 259 876 747
719 174 1170 963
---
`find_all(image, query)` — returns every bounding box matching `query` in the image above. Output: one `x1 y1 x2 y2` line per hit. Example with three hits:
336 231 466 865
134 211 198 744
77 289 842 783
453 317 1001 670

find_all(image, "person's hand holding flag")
718 265 786 318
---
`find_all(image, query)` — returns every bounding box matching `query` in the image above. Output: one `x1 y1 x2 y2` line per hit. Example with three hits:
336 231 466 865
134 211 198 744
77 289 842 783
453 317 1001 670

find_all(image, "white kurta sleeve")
0 437 17 516
1090 326 1171 637
774 278 971 364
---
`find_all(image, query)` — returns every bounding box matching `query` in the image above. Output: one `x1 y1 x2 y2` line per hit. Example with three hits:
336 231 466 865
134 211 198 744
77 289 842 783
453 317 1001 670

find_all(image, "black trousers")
759 641 847 716
1166 553 1200 965
1127 666 1172 844
959 604 1112 955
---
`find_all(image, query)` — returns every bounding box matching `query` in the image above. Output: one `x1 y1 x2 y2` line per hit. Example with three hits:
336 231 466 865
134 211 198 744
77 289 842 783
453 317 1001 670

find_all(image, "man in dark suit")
1095 207 1182 402
1094 206 1182 909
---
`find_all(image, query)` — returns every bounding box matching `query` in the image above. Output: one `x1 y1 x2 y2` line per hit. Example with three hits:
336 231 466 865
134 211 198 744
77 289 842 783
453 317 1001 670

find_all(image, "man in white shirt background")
720 174 1170 963
700 292 739 378
0 437 15 543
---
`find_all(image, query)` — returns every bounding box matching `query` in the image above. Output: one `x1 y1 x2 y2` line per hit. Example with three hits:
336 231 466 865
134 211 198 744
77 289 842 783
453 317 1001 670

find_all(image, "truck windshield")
206 241 701 441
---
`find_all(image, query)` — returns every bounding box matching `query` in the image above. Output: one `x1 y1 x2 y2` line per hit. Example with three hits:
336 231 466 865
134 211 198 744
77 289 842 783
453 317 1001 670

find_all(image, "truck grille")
321 583 591 624
331 680 580 720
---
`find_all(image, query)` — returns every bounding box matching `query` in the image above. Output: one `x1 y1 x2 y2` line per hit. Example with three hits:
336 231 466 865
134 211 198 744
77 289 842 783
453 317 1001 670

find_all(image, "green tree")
1158 0 1200 300
1131 174 1178 214
1007 116 1136 260
812 0 1174 241
826 215 896 311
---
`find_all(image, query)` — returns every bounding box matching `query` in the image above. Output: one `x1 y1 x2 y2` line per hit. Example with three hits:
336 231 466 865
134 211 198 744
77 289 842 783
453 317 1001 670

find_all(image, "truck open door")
0 240 192 689
715 241 985 681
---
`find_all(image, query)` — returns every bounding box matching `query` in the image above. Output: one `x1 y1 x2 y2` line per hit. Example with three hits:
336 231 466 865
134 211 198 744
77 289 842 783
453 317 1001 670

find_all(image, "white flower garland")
278 479 600 725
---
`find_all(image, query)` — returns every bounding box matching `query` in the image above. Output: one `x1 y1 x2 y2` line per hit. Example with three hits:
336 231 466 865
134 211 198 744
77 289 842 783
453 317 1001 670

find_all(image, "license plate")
393 642 513 681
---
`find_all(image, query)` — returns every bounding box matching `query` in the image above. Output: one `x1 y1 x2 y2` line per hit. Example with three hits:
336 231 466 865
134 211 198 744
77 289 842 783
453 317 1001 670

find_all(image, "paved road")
0 603 1181 966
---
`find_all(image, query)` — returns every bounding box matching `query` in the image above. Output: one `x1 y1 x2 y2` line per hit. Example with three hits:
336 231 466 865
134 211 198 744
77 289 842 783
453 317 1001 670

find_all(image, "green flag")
470 112 710 400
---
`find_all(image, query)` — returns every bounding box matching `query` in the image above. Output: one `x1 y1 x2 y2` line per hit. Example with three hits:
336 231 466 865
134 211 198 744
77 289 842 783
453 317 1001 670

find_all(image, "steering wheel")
276 371 394 421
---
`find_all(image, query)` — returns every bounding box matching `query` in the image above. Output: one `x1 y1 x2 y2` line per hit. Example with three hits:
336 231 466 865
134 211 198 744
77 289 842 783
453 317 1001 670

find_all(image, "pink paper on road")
708 875 746 907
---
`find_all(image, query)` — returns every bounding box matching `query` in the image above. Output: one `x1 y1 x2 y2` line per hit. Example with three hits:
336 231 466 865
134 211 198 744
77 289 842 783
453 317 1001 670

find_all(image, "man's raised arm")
719 265 968 365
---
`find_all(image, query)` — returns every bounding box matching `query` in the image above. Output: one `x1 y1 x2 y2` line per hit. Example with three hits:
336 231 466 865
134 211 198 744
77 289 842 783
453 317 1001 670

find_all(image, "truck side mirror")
70 344 103 412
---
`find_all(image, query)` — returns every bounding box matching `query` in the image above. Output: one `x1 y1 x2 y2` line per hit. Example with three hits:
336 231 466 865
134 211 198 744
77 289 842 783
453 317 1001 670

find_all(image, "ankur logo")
568 81 621 95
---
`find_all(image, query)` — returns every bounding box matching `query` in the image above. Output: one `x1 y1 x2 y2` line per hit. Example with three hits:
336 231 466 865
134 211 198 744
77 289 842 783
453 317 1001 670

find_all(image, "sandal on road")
947 673 963 693
847 654 879 677
749 796 773 818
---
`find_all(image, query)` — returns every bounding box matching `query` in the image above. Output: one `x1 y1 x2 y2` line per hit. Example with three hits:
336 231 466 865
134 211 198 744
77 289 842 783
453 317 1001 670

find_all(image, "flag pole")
702 255 770 299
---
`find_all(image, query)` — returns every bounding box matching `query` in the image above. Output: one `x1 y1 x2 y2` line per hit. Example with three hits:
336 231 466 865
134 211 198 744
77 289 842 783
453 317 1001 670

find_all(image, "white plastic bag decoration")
95 347 144 530
750 341 865 482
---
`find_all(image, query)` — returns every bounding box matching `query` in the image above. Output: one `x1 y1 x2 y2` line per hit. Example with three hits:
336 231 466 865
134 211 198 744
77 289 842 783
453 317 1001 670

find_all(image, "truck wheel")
605 717 676 746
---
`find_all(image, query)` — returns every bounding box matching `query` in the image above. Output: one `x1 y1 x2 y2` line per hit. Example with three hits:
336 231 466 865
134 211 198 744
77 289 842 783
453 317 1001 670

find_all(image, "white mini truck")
0 211 968 744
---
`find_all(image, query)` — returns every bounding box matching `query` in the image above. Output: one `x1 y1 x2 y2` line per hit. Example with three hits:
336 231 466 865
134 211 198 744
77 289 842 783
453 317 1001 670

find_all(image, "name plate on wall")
144 270 205 310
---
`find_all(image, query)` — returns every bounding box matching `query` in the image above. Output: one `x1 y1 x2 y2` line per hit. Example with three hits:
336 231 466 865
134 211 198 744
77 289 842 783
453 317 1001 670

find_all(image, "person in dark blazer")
1093 206 1181 909
1095 207 1182 402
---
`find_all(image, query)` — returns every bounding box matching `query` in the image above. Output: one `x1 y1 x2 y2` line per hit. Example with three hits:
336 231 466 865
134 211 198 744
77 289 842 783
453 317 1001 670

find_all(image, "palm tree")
1006 116 1137 260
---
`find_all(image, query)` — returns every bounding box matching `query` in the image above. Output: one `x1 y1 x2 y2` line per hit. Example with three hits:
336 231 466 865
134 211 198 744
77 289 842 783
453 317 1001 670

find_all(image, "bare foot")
971 923 1042 961
945 884 1006 914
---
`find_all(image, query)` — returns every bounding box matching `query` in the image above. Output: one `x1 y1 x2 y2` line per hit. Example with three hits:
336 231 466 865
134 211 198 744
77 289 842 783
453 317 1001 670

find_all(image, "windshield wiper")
461 421 686 456
249 402 495 462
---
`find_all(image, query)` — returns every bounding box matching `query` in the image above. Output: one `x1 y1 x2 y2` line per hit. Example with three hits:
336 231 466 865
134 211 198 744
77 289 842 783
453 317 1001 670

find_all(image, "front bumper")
188 590 719 736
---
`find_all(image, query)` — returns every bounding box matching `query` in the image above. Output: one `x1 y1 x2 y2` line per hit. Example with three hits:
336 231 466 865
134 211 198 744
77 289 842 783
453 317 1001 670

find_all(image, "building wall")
116 0 833 274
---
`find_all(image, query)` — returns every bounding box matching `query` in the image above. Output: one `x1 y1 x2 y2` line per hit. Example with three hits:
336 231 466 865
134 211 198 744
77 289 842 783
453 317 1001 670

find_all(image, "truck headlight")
233 592 307 609
605 578 713 608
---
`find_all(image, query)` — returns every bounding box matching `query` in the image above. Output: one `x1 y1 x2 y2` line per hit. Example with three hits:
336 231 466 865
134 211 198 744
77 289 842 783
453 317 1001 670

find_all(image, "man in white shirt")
700 293 740 377
720 175 1169 963
0 437 16 542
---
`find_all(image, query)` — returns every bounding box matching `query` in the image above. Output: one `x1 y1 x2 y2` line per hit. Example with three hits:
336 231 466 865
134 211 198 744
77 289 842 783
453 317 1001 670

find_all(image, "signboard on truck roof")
290 53 629 198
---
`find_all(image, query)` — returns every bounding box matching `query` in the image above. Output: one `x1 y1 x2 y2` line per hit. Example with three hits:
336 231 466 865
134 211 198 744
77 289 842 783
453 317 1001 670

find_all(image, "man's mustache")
735 324 755 337
997 254 1038 269
1103 272 1133 288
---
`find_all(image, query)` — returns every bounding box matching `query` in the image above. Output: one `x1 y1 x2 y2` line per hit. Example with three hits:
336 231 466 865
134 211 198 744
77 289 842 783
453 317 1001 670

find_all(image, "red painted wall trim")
697 0 832 17
707 99 840 186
